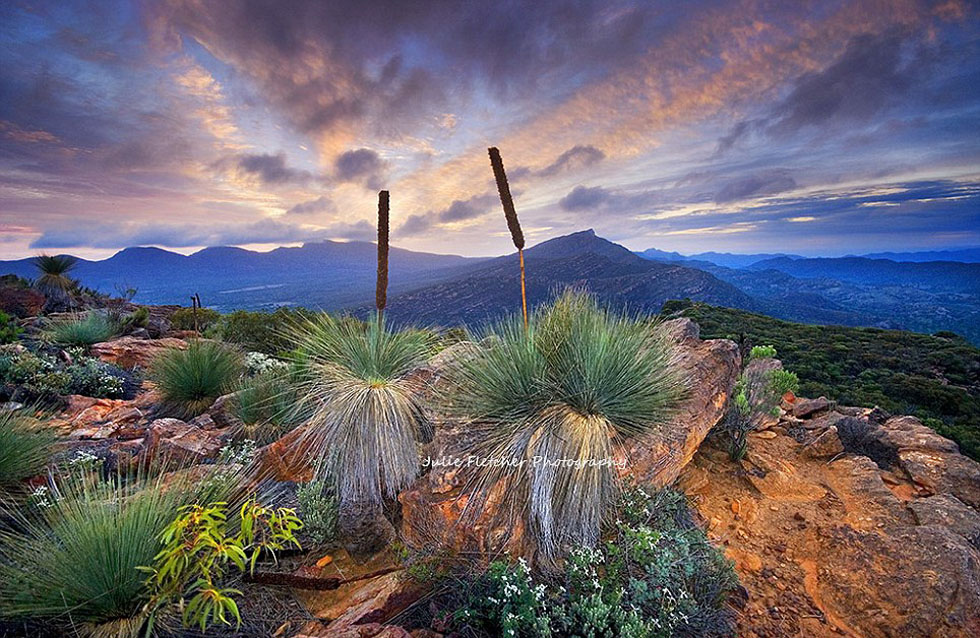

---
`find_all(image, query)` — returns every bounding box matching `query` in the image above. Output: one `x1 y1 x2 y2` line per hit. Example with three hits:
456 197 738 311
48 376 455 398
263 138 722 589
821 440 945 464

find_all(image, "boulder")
792 396 832 418
909 495 980 550
143 417 223 464
90 336 188 369
803 426 844 459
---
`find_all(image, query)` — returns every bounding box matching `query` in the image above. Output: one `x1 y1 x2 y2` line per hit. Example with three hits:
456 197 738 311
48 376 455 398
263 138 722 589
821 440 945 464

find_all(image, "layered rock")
90 336 188 369
681 398 980 638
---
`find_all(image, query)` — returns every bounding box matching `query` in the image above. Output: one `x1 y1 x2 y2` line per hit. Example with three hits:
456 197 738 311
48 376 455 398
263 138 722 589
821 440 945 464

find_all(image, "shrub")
290 313 433 505
296 479 339 545
0 409 55 498
0 275 46 318
0 312 22 345
49 312 116 346
0 348 131 401
455 488 738 638
145 499 302 632
217 308 312 355
448 291 685 561
152 340 243 418
119 306 148 332
170 306 221 332
721 348 799 460
0 473 190 636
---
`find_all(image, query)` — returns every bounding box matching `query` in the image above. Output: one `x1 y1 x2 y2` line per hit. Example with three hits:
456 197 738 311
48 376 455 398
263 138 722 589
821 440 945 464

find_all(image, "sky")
1 0 978 260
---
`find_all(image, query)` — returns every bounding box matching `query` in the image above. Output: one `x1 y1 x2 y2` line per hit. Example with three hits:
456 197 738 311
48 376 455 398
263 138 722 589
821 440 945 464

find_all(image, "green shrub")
0 348 129 400
48 312 117 346
290 313 433 506
119 306 148 332
151 341 243 418
145 499 302 633
455 488 738 638
0 312 22 345
0 410 56 498
721 364 799 461
448 291 685 561
748 344 777 360
217 308 312 355
170 306 221 332
296 479 339 545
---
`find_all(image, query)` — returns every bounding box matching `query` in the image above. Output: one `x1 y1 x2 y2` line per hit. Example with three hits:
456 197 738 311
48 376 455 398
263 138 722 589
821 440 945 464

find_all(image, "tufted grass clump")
49 312 117 346
151 340 243 418
448 290 686 562
290 313 434 505
0 409 56 499
0 472 192 637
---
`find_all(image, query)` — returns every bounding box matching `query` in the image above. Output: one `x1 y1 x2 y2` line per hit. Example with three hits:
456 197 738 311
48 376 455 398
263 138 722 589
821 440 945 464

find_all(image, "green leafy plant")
151 340 243 418
296 479 339 545
214 308 312 355
0 472 193 637
455 488 738 638
721 347 799 460
145 499 302 632
0 347 130 401
0 312 22 345
49 312 117 346
233 369 309 443
0 409 55 499
290 313 434 505
448 291 685 561
170 306 221 332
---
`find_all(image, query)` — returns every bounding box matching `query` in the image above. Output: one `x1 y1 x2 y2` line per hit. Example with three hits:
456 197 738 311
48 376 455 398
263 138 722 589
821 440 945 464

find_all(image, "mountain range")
1 231 978 343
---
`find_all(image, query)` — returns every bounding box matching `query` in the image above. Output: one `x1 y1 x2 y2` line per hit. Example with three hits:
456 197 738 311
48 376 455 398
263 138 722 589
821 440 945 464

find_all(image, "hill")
746 256 980 293
376 230 756 327
0 242 485 312
662 300 980 460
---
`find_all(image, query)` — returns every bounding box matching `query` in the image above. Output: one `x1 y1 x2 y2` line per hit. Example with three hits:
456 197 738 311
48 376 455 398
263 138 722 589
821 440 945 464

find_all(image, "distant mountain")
746 256 980 294
857 247 980 263
376 230 756 327
0 242 485 312
636 248 802 268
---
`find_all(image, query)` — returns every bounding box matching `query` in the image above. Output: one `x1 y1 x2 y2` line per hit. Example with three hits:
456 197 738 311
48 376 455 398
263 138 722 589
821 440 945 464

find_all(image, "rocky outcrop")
680 397 980 638
90 336 188 369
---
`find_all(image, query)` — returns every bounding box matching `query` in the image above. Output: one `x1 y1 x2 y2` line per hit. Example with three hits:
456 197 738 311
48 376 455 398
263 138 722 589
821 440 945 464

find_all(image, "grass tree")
448 291 686 562
32 254 78 310
48 311 117 346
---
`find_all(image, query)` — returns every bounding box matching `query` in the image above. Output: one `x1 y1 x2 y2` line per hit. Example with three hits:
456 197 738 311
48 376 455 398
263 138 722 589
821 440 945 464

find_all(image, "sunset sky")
1 0 978 260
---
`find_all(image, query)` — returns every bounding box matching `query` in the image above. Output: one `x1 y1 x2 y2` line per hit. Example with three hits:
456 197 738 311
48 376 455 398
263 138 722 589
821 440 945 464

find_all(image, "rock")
90 336 188 369
338 501 397 560
803 426 844 459
206 392 246 430
909 495 980 550
661 317 700 341
792 396 832 419
0 401 24 413
899 449 980 509
881 416 960 455
144 417 222 464
251 425 314 482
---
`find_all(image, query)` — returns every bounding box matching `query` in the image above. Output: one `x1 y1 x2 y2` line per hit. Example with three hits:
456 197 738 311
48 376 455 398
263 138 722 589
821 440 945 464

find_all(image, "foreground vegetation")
663 300 980 460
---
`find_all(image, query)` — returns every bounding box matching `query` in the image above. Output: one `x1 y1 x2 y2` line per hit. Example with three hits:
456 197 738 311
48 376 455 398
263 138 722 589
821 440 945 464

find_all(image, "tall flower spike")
488 147 528 332
376 190 390 323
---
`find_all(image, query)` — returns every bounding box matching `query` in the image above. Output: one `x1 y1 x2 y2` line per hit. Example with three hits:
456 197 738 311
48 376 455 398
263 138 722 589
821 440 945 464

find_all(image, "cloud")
235 152 312 185
287 195 334 215
559 185 611 211
334 148 385 189
714 171 798 203
538 145 605 176
397 193 497 236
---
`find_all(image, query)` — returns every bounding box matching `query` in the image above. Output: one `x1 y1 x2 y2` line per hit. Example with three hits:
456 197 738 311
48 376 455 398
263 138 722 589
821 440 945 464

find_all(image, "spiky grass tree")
448 291 686 563
151 340 243 418
488 147 528 332
0 409 55 500
33 254 78 311
289 314 433 554
48 311 116 346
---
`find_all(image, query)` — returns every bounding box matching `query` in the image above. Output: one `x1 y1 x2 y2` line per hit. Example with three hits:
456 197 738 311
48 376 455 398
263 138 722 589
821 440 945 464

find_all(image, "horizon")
2 1 979 260
2 228 979 264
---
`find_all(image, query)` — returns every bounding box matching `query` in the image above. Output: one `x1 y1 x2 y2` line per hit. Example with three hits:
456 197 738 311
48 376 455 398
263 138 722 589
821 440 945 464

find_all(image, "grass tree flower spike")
376 190 389 324
488 147 528 332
